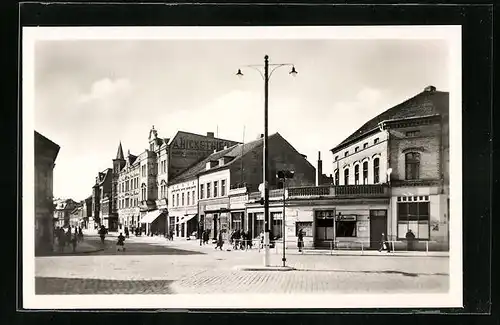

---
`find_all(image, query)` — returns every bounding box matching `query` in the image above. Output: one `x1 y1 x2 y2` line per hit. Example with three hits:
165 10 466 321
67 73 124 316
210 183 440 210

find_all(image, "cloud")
77 78 132 104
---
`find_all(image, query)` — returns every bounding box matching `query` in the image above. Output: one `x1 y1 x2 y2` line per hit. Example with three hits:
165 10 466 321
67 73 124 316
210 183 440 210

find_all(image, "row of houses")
88 85 450 251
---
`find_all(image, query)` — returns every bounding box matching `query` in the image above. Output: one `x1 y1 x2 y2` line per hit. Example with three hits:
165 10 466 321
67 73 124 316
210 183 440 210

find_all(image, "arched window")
373 158 380 183
405 152 420 180
334 169 339 185
354 165 360 185
363 161 368 184
344 168 349 185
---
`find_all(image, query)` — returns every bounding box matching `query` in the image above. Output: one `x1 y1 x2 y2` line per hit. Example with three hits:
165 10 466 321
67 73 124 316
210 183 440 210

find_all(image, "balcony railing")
248 184 389 201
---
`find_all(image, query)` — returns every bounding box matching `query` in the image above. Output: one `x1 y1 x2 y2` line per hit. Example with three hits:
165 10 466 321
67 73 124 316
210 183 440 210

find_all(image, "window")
296 222 313 237
354 165 359 185
207 183 211 198
334 170 339 185
231 212 243 231
344 151 349 157
405 152 421 180
355 146 359 153
363 143 368 149
397 202 430 239
363 161 368 184
141 185 147 201
213 181 218 197
176 193 179 206
406 130 420 137
271 212 283 239
172 194 175 207
373 158 380 183
221 180 226 196
335 156 338 162
182 193 185 206
200 184 204 199
150 143 154 151
187 193 190 205
141 165 146 177
344 168 349 185
192 191 195 204
336 220 357 237
374 138 379 144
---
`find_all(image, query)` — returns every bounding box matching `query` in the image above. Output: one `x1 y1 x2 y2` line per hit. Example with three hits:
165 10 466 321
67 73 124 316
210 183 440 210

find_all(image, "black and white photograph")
24 26 462 309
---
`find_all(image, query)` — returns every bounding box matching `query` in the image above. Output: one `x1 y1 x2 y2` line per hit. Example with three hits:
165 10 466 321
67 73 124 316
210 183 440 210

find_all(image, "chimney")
207 132 214 138
317 151 323 186
424 85 436 92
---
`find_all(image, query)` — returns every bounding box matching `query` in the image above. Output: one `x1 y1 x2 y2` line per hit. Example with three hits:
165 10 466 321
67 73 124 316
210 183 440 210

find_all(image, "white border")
23 26 462 310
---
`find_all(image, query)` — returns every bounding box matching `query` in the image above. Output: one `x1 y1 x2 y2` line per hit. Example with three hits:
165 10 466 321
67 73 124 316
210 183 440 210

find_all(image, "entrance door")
369 210 387 249
213 214 218 239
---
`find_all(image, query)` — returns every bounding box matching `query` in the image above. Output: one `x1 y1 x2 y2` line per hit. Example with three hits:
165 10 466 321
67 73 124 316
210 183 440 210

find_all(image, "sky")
34 37 449 201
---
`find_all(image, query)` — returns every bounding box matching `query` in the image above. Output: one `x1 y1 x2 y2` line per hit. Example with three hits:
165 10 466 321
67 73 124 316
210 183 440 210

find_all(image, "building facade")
91 169 114 230
53 199 78 228
34 131 60 255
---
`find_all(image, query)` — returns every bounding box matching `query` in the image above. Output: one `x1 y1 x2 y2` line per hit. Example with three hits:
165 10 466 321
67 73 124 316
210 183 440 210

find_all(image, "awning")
140 210 163 224
179 214 197 223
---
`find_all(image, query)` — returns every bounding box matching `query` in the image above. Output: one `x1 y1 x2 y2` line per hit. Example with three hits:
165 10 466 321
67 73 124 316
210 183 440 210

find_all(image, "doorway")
314 210 335 248
369 210 388 249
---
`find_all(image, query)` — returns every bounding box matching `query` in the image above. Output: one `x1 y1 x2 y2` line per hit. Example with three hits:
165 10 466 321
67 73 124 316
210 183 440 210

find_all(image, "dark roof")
169 134 270 184
171 131 241 146
115 142 124 160
331 87 449 152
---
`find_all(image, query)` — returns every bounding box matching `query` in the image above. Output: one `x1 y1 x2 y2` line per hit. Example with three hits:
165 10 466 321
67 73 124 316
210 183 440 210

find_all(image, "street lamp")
277 170 294 267
237 55 297 267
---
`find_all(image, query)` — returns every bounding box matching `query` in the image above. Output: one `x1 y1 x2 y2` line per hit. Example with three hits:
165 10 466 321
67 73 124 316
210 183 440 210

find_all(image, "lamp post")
237 55 297 267
277 170 294 267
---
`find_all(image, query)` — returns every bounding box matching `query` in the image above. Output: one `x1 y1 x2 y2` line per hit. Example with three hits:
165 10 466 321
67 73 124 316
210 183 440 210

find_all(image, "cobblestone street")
34 235 449 295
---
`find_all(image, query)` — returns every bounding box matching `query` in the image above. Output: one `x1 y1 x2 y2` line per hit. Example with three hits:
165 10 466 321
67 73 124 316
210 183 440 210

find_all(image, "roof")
169 134 271 184
115 142 124 160
171 130 241 146
331 87 449 153
34 131 60 160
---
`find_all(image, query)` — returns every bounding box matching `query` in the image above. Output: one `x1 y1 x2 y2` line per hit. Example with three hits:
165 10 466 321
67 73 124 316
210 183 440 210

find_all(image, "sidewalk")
50 240 103 255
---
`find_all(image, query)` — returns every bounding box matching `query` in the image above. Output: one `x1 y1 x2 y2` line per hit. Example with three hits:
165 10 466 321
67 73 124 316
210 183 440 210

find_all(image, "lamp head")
236 69 244 78
289 66 298 77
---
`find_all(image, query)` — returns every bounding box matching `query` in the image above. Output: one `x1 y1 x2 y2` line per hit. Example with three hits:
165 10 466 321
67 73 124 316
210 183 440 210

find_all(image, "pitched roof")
115 142 124 160
331 86 449 153
172 130 241 146
169 134 271 184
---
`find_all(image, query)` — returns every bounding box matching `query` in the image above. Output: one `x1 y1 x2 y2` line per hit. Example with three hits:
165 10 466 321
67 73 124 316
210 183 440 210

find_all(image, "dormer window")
363 143 368 149
344 151 349 157
355 146 359 153
374 138 379 144
335 156 338 161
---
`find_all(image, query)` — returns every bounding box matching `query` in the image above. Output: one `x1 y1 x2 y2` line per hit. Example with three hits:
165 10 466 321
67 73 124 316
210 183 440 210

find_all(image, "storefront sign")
336 215 357 221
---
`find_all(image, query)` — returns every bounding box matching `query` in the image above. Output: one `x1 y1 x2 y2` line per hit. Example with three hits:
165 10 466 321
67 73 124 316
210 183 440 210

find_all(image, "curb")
233 265 296 272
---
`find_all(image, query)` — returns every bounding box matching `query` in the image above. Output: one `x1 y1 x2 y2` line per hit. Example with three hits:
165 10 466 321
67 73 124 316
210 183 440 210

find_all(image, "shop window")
405 152 420 180
296 222 313 237
271 212 283 239
363 161 368 184
336 220 356 237
354 165 359 185
397 202 430 240
231 213 242 231
373 158 380 183
344 168 349 185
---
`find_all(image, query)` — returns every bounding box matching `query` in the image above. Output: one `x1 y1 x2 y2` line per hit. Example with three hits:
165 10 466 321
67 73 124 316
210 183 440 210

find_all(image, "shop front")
200 200 230 240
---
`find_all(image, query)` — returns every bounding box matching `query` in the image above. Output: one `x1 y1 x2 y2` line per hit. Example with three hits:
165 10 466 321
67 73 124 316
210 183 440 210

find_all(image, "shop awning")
140 210 163 224
180 214 197 223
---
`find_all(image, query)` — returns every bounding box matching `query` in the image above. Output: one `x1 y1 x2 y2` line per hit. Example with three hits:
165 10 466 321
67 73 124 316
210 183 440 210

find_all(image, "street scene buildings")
29 31 458 305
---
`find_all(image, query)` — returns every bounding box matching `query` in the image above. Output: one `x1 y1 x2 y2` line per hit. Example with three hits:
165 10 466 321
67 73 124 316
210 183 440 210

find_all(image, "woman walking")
215 230 224 251
297 229 304 253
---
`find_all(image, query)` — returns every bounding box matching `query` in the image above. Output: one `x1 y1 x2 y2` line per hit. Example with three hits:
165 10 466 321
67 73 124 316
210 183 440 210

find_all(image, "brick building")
257 85 449 250
34 131 60 255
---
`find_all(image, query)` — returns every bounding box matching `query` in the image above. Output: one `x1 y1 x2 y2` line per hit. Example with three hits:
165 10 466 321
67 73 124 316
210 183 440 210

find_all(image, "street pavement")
35 234 449 295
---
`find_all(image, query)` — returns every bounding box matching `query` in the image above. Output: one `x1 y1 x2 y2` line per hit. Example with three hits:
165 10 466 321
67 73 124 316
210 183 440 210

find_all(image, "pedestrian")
116 232 126 252
78 226 84 242
98 225 107 246
405 229 416 251
65 227 72 247
124 226 129 239
71 232 78 253
259 230 265 249
378 232 391 252
297 229 304 253
215 230 224 250
57 228 65 252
